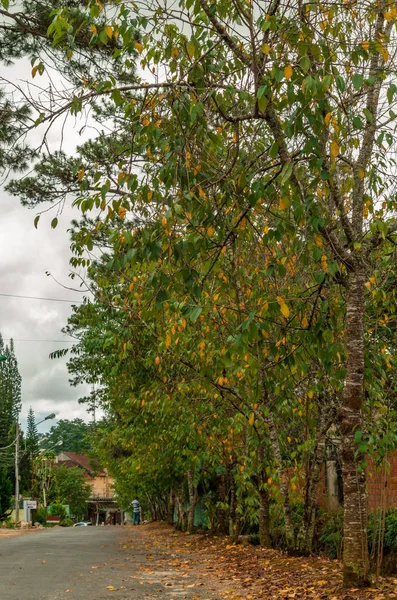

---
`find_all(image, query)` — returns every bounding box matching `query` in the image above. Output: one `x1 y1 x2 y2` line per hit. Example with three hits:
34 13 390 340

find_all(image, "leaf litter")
121 523 397 600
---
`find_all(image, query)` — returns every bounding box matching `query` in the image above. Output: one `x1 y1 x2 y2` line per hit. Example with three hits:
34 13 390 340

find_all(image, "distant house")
55 452 125 525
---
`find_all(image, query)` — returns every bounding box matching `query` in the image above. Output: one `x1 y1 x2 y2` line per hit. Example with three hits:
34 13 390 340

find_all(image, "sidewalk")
123 523 397 600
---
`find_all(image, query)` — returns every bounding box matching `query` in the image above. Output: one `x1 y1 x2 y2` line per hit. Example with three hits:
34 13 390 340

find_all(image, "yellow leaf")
280 303 289 318
307 389 314 399
118 206 126 219
106 586 119 591
147 190 153 201
330 141 339 158
101 198 106 211
78 167 85 181
261 43 271 55
165 333 171 348
358 168 365 179
207 225 215 237
161 215 167 227
105 25 113 38
291 483 297 491
171 46 179 58
135 41 143 53
324 112 332 127
91 24 97 35
381 47 389 62
267 477 272 484
284 64 293 80
248 412 255 426
279 197 290 210
361 40 369 51
302 315 308 328
155 356 161 365
31 65 39 78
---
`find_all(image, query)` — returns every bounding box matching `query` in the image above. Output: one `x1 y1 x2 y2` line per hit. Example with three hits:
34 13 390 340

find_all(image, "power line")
0 292 83 304
4 339 75 343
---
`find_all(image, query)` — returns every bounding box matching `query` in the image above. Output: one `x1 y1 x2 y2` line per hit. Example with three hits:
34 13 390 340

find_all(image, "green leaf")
336 75 345 92
51 217 58 229
34 215 40 229
186 40 195 58
352 73 363 91
189 306 202 322
258 95 268 113
354 430 363 443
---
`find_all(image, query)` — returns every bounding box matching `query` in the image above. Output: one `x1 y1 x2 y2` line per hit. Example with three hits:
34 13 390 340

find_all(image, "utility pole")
15 422 19 524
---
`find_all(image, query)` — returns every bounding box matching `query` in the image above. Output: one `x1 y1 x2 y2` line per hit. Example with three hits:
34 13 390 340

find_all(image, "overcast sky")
1 63 95 434
0 189 94 434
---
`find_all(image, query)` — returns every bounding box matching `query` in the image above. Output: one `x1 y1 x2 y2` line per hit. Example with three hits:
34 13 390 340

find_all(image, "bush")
369 509 397 554
35 507 47 526
48 503 67 521
317 510 344 560
60 517 73 527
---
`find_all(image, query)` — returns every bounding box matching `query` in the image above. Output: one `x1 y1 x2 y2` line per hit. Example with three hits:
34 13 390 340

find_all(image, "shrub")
60 517 73 527
318 510 344 560
35 507 47 526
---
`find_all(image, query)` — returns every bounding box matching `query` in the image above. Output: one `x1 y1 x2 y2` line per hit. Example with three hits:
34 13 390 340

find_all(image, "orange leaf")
284 64 293 80
330 141 339 158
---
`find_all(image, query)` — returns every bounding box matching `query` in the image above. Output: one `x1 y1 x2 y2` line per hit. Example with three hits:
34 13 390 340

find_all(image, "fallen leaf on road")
91 565 101 569
106 585 118 591
42 560 46 564
66 590 72 593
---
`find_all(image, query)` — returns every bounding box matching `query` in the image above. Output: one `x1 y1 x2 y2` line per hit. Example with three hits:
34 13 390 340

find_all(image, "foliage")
35 506 48 526
3 0 397 585
0 467 13 521
48 502 67 521
40 419 91 453
318 510 344 561
60 517 74 527
26 407 39 456
53 465 91 520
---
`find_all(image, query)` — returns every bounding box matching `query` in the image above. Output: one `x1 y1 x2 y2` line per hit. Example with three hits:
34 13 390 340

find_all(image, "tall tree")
3 0 397 587
26 407 39 456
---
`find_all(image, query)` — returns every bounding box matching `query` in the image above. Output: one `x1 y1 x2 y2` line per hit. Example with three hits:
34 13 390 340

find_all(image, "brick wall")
367 451 397 511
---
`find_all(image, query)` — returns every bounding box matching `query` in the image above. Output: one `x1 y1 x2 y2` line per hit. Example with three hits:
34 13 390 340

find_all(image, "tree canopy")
2 0 397 587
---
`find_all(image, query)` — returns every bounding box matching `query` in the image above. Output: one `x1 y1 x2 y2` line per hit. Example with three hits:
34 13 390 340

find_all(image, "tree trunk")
215 473 228 534
168 488 175 525
266 413 295 550
259 487 271 548
340 267 370 587
187 468 198 534
228 467 239 542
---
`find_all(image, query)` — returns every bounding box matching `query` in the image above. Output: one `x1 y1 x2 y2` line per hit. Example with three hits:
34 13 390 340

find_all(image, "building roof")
57 452 95 475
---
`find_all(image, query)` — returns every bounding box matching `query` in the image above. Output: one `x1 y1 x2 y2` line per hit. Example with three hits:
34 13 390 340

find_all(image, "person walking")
130 498 141 525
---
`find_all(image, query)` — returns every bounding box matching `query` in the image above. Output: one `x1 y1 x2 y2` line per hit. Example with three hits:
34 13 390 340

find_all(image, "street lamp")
37 413 56 426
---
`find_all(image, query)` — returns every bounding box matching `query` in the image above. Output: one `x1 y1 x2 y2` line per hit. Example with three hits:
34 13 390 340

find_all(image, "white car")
73 521 93 527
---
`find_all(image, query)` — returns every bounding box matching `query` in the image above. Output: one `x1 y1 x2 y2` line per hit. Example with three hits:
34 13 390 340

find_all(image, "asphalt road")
0 525 220 600
0 527 128 600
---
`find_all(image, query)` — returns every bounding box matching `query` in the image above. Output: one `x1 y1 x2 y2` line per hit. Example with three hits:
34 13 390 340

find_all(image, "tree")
40 419 91 453
0 336 22 446
0 467 13 521
53 465 92 520
3 0 397 587
26 407 39 456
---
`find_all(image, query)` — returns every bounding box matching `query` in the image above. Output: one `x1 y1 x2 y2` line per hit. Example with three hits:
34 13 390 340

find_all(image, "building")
55 452 125 524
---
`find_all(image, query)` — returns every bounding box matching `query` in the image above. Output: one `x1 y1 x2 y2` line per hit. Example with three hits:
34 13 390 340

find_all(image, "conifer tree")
26 407 39 456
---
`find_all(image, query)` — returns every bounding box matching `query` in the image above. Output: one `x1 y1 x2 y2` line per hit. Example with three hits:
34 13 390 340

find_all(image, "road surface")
0 525 220 600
